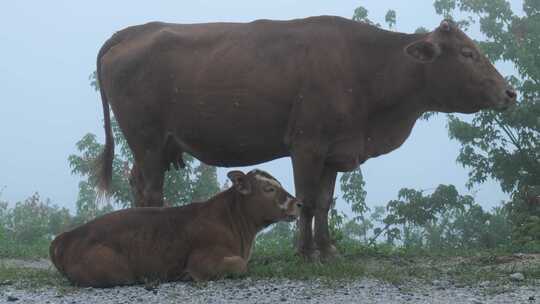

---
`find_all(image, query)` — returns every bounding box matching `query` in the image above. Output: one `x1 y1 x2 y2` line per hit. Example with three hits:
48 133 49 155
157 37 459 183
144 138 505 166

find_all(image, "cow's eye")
461 47 474 59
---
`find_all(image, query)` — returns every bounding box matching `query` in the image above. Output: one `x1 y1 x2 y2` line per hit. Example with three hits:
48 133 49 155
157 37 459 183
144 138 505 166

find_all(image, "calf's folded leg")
186 250 247 281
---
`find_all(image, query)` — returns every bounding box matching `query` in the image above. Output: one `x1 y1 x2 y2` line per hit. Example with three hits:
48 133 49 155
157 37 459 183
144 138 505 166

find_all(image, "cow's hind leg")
135 133 186 207
186 250 247 281
65 245 133 287
129 164 146 207
137 146 166 207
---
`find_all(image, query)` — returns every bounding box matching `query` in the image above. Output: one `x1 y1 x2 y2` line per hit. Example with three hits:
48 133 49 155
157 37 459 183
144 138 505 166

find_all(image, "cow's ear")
227 170 252 195
404 40 441 63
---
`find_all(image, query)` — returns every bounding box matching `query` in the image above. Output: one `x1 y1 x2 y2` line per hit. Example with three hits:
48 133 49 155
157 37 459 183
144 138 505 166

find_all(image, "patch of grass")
448 253 540 284
0 264 69 289
447 263 502 284
249 252 367 280
251 238 415 282
248 237 540 285
366 262 407 285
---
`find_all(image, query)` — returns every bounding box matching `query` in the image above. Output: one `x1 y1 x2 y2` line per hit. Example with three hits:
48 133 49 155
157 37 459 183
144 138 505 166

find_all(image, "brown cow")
95 16 516 260
50 170 301 287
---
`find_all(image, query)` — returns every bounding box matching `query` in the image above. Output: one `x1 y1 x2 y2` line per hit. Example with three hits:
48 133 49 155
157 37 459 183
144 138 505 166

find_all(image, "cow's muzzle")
494 86 517 111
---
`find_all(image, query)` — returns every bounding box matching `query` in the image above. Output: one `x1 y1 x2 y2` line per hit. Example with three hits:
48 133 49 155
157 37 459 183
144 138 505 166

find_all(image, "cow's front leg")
186 250 247 282
291 144 326 260
314 167 338 261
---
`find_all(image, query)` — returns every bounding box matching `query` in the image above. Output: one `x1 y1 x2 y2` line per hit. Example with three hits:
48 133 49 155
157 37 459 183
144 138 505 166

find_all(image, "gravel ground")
1 258 538 303
0 277 538 304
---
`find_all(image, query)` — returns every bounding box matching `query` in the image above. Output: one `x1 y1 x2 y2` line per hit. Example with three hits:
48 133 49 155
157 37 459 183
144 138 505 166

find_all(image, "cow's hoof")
319 245 340 262
143 278 160 292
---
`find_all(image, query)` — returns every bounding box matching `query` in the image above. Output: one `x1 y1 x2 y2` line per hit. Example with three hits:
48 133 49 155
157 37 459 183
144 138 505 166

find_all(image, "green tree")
340 168 369 242
385 9 397 29
191 163 220 202
328 199 347 244
4 193 72 242
380 184 512 250
342 217 373 243
72 179 114 225
0 193 75 258
352 6 373 24
369 185 507 249
486 205 513 247
0 193 9 243
340 169 368 217
433 0 540 247
506 186 540 248
352 6 397 28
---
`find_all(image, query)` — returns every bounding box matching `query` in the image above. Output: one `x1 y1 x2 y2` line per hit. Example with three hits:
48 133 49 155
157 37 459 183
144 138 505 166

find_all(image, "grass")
249 251 368 281
249 237 540 285
249 244 436 285
0 264 69 289
0 236 538 289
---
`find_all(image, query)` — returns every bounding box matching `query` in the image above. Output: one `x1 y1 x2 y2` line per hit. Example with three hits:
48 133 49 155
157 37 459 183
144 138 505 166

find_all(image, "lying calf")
50 169 301 287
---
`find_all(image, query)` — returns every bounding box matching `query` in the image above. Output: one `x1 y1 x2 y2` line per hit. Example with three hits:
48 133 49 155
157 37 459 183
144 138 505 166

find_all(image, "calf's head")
227 169 302 225
405 20 516 113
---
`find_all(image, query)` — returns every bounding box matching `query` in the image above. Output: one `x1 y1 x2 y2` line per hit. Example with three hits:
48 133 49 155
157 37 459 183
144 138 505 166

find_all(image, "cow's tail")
49 233 67 276
95 33 124 196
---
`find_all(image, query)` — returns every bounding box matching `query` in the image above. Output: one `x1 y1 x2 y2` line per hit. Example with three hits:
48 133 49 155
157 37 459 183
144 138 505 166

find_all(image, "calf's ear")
227 170 252 195
404 39 441 63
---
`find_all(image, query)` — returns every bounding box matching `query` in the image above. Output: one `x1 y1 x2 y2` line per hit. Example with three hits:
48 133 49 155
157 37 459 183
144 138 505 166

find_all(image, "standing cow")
95 16 515 260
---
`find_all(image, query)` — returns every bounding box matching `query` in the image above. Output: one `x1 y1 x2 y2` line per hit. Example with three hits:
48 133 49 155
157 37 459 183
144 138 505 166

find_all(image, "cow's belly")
177 128 289 167
169 92 292 166
324 136 365 172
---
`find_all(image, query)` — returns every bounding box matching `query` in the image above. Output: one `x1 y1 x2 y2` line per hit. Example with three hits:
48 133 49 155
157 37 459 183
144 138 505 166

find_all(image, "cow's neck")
363 103 424 161
227 192 260 260
349 30 430 161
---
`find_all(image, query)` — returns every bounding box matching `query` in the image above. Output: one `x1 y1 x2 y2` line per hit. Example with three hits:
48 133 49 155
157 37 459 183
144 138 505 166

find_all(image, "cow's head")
227 169 302 225
405 20 516 113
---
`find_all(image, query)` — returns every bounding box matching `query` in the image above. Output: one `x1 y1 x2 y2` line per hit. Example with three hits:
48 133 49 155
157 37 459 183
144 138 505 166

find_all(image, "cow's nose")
506 88 517 100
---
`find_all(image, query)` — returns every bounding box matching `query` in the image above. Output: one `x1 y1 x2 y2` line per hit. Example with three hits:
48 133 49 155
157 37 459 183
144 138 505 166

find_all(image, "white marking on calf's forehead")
250 170 282 188
255 175 282 188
